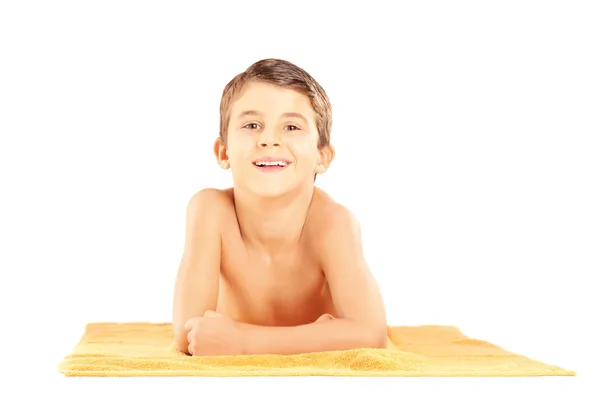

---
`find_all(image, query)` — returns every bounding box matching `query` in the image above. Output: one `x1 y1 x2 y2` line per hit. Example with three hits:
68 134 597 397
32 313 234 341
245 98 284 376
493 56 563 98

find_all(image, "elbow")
172 325 190 355
365 325 388 349
175 339 190 355
372 334 389 349
348 319 388 349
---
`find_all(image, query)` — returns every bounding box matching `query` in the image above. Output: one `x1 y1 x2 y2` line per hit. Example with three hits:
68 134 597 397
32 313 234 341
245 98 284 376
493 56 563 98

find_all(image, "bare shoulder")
310 188 361 230
184 187 234 229
306 188 362 255
186 187 231 213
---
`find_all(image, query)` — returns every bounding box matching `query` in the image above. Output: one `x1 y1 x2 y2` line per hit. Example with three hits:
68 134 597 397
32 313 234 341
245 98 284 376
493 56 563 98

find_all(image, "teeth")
255 161 288 166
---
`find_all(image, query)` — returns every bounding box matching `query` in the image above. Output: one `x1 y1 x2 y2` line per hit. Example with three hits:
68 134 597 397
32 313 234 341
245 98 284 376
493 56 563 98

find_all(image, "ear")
213 137 230 169
314 144 335 175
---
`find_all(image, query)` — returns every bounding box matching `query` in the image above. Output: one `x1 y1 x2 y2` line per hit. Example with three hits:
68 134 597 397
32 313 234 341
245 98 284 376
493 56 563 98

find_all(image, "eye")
243 123 260 130
285 125 300 131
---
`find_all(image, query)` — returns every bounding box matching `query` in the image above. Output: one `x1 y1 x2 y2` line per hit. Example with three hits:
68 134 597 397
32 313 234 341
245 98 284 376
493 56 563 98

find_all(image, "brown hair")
219 58 332 149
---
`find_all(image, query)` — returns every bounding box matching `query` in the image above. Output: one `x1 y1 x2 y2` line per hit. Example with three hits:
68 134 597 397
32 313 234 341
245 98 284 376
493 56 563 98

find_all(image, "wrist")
236 321 253 355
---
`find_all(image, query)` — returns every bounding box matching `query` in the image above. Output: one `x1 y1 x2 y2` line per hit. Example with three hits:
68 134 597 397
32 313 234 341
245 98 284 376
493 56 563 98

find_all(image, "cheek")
225 137 249 161
224 147 242 168
287 134 318 155
294 153 320 169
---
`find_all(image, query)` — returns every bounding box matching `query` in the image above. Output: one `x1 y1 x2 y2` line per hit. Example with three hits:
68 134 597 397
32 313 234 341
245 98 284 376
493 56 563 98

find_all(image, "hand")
314 313 336 323
184 310 246 356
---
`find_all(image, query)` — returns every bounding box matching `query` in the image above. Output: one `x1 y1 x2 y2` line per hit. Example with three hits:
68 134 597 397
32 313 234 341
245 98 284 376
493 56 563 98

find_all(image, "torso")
215 188 337 326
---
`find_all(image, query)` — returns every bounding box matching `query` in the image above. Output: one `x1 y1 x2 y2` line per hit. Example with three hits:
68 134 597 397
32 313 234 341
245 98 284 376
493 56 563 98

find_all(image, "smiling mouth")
253 160 290 168
252 160 290 168
252 159 292 173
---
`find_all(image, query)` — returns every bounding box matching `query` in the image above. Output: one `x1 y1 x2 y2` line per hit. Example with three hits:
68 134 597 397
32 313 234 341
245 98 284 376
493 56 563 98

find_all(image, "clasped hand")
184 310 246 356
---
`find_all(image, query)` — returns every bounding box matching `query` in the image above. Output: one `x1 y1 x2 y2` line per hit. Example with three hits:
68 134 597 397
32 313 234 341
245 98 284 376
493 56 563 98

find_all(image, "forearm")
239 318 387 355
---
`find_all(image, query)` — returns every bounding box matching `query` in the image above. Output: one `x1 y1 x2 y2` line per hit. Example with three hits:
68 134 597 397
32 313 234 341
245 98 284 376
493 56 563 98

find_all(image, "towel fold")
58 322 575 377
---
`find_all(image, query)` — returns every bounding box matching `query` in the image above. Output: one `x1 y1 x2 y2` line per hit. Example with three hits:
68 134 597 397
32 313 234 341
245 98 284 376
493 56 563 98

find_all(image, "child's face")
220 81 326 197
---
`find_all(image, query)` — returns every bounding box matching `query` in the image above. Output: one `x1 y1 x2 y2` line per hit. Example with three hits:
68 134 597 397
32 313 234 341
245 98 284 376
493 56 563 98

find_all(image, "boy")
172 58 387 356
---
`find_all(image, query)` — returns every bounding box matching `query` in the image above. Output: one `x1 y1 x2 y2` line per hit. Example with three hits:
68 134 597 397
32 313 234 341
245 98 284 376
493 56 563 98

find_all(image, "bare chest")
219 239 332 326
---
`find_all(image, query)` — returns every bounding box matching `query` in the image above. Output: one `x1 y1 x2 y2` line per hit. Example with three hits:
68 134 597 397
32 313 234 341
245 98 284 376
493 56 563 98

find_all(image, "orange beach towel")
58 322 575 377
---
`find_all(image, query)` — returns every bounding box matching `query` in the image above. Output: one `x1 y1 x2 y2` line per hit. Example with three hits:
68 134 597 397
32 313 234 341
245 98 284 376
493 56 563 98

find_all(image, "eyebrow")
236 110 308 123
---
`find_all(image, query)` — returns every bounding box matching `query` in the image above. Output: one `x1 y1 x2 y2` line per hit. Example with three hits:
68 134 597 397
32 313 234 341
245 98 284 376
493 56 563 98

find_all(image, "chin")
241 175 305 198
233 170 312 198
248 183 293 198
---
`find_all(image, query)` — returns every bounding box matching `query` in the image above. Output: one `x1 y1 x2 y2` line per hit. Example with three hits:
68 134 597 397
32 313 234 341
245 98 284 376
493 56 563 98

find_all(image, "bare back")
215 188 338 327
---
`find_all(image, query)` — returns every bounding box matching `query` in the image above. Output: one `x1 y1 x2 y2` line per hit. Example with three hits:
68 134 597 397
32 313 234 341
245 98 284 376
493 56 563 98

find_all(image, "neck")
233 183 316 254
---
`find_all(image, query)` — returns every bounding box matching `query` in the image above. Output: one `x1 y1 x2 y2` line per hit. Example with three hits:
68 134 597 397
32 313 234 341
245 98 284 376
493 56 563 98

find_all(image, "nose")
258 128 280 148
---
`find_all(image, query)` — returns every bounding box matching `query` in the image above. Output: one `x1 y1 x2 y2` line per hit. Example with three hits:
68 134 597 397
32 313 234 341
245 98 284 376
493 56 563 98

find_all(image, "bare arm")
172 189 222 354
240 206 388 355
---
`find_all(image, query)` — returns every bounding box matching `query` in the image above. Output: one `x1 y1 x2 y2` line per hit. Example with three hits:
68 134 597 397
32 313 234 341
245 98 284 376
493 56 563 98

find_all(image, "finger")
188 342 194 356
203 310 219 317
187 329 194 344
184 317 200 330
315 313 335 323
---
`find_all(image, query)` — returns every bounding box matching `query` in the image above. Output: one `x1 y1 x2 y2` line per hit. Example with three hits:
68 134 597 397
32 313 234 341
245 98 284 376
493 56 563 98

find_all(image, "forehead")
230 81 315 119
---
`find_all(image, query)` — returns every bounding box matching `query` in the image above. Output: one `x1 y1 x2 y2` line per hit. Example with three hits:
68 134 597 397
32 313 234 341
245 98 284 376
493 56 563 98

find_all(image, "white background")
1 0 598 398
